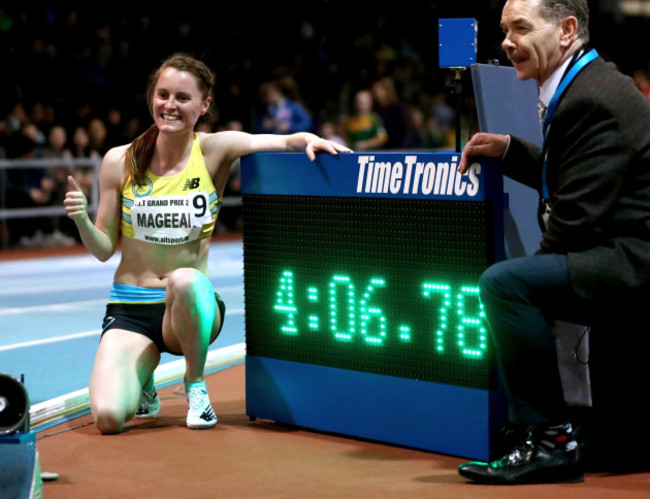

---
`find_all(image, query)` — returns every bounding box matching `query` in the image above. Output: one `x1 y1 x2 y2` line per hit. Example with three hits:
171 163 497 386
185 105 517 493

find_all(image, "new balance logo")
200 407 217 422
183 178 200 190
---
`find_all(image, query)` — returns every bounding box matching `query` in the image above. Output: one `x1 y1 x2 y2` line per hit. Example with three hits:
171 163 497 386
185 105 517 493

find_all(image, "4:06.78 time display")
243 193 498 390
273 269 487 359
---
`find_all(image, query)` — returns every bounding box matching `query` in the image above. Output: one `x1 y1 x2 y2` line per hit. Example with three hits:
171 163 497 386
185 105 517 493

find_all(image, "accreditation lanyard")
541 48 599 204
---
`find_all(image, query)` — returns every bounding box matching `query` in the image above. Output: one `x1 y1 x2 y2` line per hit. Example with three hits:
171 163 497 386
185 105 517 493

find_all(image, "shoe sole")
460 469 585 485
186 421 217 430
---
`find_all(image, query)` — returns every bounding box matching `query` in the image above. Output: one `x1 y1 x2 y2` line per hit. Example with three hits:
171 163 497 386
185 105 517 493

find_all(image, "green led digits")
273 270 488 359
360 278 387 346
330 275 355 341
422 283 451 353
274 270 297 334
307 286 319 330
399 325 412 341
457 286 487 358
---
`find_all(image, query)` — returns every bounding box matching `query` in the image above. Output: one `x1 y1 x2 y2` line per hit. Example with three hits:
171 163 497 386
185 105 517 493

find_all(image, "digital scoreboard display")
244 195 494 389
242 152 506 460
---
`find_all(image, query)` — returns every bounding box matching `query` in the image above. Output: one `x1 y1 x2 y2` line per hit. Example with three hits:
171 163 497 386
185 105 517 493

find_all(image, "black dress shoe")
458 435 584 484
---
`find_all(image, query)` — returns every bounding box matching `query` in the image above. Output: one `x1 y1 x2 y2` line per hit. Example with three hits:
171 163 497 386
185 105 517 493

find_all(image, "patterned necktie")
537 99 548 130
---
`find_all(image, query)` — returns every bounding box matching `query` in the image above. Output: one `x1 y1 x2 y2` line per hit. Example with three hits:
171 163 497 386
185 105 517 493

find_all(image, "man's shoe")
458 426 584 484
135 377 161 419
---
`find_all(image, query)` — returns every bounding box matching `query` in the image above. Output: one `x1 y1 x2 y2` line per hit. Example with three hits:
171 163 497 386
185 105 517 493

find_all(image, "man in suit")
456 0 650 484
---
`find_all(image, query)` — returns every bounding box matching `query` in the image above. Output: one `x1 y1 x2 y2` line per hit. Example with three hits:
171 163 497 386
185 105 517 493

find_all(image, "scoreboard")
242 151 507 460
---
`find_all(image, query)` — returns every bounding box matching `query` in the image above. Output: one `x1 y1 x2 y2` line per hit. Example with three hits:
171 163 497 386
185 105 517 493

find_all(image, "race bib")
131 191 212 245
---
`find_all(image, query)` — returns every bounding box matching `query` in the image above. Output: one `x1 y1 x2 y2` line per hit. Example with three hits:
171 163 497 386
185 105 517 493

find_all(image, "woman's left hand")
305 138 352 162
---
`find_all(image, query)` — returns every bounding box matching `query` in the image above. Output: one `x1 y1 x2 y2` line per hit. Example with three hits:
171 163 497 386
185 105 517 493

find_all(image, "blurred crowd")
1 3 650 248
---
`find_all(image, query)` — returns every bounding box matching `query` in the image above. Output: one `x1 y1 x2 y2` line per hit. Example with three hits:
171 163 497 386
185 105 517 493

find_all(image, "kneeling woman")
64 53 350 434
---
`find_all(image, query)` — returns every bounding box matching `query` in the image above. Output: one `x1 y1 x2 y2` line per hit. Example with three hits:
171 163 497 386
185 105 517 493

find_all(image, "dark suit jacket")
501 57 650 301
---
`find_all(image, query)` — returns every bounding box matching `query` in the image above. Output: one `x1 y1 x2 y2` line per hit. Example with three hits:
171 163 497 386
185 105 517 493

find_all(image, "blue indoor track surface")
0 240 245 405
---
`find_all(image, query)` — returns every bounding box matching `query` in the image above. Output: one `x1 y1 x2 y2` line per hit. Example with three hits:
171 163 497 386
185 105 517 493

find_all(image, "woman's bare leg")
161 268 222 382
89 329 160 434
161 268 223 428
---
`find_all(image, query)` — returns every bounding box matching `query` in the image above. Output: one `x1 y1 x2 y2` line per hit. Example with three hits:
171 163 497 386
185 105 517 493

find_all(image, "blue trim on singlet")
210 193 222 217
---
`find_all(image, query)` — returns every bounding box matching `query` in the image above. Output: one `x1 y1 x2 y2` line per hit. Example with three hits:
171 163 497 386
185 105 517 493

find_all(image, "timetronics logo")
356 155 481 197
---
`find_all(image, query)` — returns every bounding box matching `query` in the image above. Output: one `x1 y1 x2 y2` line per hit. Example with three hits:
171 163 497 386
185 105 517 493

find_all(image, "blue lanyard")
541 48 599 201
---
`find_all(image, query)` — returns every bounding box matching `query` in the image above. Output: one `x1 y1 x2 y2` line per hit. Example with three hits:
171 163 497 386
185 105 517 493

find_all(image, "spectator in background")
430 93 455 139
105 108 125 149
72 102 94 132
69 125 97 203
4 124 56 247
41 125 79 246
222 120 244 132
318 119 346 147
255 80 314 134
3 103 29 137
0 103 47 159
88 117 109 157
370 77 412 150
344 89 387 151
29 101 55 141
42 125 72 160
71 126 97 158
407 107 445 150
42 124 74 208
122 116 142 144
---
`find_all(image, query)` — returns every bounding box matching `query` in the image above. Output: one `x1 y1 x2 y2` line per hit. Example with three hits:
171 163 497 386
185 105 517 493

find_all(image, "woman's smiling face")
151 67 211 134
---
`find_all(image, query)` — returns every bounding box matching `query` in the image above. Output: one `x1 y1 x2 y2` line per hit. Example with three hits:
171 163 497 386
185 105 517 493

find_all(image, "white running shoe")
185 383 217 429
135 377 161 419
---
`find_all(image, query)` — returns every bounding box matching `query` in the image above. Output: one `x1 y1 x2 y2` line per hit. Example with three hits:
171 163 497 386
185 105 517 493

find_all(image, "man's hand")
458 133 510 174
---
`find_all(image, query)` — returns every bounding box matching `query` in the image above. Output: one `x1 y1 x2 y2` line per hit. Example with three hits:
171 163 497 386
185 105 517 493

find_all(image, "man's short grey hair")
539 0 590 43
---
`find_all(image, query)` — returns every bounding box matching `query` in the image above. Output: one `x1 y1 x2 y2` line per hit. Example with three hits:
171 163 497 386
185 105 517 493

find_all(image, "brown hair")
124 53 216 186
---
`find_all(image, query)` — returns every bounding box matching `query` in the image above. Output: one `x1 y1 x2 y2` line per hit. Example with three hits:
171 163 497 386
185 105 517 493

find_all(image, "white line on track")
0 299 106 315
0 282 109 297
0 308 245 352
0 330 101 352
0 284 244 315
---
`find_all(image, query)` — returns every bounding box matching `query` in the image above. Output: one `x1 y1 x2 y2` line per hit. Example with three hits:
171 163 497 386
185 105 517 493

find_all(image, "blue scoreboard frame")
241 151 507 460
